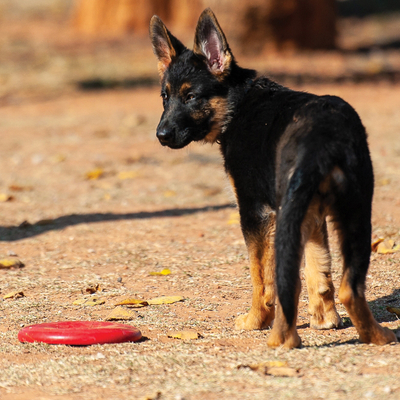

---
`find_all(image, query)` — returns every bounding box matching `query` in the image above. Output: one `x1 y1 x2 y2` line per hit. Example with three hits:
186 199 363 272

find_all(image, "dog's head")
150 8 237 149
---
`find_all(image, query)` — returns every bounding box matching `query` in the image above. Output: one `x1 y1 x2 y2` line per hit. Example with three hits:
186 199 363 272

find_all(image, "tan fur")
179 82 192 96
304 221 342 330
235 212 276 330
267 279 301 349
203 97 229 143
155 24 177 78
338 266 397 345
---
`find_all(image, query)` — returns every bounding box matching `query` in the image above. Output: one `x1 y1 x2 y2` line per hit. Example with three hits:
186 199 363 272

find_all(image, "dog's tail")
274 157 333 328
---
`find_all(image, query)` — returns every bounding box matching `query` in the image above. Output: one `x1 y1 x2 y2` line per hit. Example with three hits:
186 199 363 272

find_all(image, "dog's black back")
150 9 397 347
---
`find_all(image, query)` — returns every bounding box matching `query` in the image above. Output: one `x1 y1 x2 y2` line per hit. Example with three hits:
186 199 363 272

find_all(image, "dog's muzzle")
156 127 175 146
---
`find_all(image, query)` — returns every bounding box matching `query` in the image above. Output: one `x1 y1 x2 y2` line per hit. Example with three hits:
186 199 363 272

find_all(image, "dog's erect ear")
193 8 233 77
150 15 186 78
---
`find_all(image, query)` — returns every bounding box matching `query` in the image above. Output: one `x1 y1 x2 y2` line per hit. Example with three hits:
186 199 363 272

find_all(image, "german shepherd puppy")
149 8 397 348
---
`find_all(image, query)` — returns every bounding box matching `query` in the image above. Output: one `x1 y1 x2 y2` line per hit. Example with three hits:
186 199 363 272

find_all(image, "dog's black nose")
157 128 174 145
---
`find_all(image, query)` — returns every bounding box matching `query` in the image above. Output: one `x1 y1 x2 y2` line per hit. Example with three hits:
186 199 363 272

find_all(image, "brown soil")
1 8 400 400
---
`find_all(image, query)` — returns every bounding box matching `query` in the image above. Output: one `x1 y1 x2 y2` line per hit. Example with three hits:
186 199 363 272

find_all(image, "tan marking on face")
203 96 229 143
165 82 171 96
179 82 192 97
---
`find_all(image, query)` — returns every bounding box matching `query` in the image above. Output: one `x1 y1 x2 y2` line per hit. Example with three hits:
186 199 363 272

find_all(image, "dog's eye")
161 92 168 101
185 92 195 103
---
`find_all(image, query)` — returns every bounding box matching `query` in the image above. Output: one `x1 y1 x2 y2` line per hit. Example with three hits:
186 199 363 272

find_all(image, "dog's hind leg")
235 211 276 330
266 165 322 349
336 202 397 345
304 217 342 330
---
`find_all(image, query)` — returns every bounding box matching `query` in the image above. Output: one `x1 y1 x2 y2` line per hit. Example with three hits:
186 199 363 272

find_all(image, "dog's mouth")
157 127 199 149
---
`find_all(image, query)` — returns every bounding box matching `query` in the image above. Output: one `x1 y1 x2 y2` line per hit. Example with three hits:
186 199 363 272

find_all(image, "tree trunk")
72 0 337 50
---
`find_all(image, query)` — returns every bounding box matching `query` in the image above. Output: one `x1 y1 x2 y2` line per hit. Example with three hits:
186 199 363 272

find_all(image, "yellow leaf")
0 259 24 269
150 269 171 276
378 178 390 186
228 212 240 225
376 239 400 254
50 154 66 164
0 193 14 202
147 296 184 305
105 306 136 321
168 330 200 340
73 296 105 306
86 168 104 180
266 367 300 377
118 171 139 180
371 238 384 252
3 291 24 300
163 190 176 198
386 306 400 317
114 299 148 307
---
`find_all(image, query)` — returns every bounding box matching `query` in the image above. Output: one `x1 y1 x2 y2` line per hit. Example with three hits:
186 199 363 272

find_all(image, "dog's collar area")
244 78 254 94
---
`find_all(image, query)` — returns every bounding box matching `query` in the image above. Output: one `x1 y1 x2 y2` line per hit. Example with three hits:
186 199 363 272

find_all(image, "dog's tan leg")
339 270 397 344
267 276 301 349
304 221 342 330
235 214 276 330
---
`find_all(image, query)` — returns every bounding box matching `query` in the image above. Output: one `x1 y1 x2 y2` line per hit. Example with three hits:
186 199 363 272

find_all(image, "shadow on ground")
0 203 234 242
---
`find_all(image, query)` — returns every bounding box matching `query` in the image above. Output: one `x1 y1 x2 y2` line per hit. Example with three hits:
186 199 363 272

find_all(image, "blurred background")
0 0 399 104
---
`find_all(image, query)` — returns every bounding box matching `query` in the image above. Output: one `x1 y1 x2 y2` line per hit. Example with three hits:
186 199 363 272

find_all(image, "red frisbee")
18 321 142 345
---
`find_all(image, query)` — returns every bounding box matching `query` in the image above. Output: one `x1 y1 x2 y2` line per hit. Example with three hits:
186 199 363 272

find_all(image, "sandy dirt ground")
0 8 400 400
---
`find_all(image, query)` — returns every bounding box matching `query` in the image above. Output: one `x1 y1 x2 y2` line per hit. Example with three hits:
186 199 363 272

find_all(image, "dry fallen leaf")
228 212 240 225
386 306 400 317
375 239 400 254
163 190 176 198
266 367 300 377
85 284 101 294
371 238 384 252
50 154 66 164
73 296 105 306
238 361 300 377
3 291 24 300
147 296 184 305
168 330 200 340
149 268 171 276
118 171 139 180
85 168 104 180
9 184 33 192
114 299 148 307
0 259 24 269
105 306 136 321
141 392 162 400
0 193 14 202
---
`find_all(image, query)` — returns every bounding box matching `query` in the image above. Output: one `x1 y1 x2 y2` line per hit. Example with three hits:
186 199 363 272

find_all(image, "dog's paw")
360 326 398 345
310 310 343 330
267 328 301 349
235 312 271 331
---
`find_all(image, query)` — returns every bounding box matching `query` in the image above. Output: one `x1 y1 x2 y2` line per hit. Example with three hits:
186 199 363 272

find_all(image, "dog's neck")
216 65 256 139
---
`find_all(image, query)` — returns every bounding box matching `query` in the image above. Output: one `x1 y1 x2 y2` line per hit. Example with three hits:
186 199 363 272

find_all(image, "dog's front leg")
235 211 276 330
